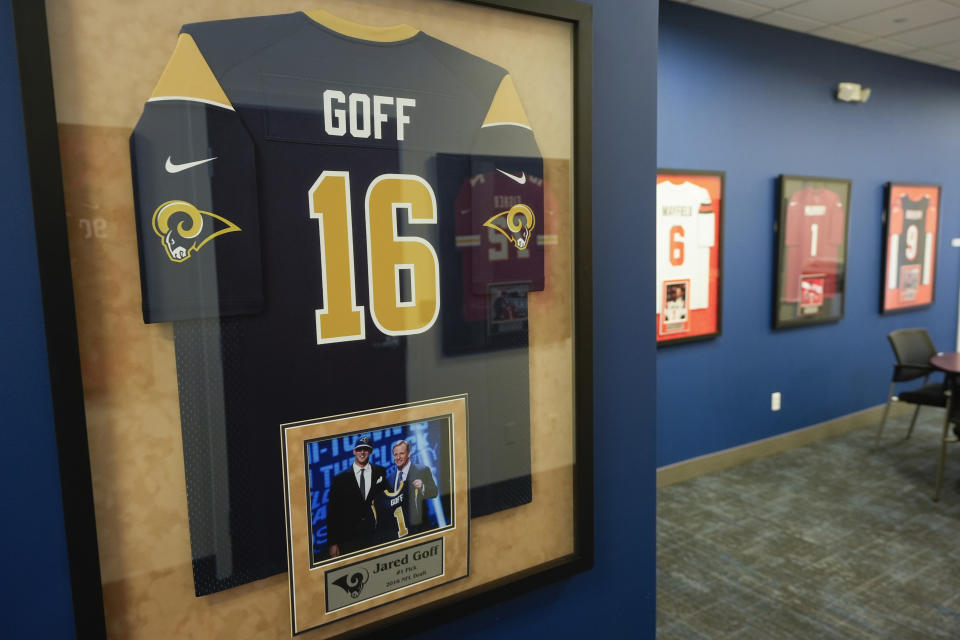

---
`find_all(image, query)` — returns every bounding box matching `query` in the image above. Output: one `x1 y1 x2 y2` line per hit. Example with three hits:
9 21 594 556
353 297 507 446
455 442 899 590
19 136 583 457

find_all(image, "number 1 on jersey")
310 171 365 343
393 506 409 538
310 171 440 344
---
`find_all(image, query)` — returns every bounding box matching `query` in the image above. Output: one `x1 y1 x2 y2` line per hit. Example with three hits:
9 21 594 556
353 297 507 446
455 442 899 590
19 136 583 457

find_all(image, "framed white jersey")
656 170 724 345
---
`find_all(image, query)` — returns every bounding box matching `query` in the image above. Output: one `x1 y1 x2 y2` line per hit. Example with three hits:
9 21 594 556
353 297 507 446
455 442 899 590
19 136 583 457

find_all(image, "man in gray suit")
386 439 439 536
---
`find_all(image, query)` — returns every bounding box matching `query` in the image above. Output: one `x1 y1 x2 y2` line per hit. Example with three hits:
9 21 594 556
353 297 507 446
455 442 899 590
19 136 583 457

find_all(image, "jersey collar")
302 8 419 43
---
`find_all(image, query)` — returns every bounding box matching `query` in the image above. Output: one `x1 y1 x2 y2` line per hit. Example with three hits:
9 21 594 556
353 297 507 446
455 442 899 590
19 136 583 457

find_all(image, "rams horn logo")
331 569 369 599
484 204 536 250
152 200 241 263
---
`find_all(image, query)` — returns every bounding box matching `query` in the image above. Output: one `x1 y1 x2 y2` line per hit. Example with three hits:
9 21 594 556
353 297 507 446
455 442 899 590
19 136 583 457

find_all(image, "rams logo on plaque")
330 569 369 599
282 396 469 635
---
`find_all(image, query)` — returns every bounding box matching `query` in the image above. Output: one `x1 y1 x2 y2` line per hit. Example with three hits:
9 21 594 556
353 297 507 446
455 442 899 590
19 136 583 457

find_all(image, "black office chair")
875 328 947 446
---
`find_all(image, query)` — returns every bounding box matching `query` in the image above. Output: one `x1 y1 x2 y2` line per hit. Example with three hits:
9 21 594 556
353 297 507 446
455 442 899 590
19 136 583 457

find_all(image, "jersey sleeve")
473 75 540 159
888 234 900 289
784 200 801 247
699 190 714 213
697 187 715 249
439 72 545 353
131 33 264 324
461 74 545 294
829 195 845 246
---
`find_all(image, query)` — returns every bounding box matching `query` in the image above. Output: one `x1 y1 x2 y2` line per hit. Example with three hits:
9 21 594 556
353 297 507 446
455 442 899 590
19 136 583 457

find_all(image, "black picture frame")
656 168 725 346
10 0 594 638
773 174 851 330
880 182 941 315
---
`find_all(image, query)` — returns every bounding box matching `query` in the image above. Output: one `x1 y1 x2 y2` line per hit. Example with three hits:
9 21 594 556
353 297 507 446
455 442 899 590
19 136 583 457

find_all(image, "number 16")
310 171 440 344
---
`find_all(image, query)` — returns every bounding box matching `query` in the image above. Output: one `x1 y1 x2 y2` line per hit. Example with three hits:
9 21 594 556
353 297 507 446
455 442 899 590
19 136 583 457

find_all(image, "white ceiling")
672 0 960 71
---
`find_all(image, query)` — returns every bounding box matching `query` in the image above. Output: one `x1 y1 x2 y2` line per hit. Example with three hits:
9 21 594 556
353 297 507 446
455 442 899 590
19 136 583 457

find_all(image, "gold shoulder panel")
481 75 532 129
383 482 404 498
149 34 233 110
303 8 418 42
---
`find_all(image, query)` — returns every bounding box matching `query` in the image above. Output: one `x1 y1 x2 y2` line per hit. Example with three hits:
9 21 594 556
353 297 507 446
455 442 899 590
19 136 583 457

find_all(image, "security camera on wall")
836 82 871 103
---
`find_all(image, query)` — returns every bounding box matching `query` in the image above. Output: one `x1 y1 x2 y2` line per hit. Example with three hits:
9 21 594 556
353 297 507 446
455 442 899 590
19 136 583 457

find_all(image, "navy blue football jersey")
130 10 543 595
373 484 409 542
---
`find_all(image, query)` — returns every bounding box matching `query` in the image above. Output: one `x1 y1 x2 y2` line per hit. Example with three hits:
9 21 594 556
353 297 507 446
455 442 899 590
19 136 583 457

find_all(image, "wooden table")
930 352 960 374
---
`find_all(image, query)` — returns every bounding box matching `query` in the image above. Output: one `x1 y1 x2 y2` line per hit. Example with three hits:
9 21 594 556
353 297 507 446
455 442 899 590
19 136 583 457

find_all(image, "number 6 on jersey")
310 171 440 343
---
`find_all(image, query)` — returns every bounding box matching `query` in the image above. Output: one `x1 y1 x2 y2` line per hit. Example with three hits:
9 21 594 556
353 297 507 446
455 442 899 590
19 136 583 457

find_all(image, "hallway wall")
658 1 960 466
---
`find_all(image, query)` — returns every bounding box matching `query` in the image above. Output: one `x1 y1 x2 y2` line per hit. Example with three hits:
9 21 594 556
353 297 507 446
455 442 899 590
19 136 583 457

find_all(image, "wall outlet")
771 392 781 411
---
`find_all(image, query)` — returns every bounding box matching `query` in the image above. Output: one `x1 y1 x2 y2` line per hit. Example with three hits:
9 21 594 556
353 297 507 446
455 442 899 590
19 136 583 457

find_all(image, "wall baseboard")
657 402 918 488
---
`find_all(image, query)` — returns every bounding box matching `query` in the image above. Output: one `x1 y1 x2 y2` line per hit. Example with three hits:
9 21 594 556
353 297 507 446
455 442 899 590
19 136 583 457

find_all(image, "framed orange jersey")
881 183 940 314
656 169 724 345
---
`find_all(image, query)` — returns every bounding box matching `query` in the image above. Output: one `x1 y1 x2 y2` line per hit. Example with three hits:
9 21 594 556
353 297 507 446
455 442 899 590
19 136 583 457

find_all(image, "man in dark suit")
385 439 439 537
327 435 387 557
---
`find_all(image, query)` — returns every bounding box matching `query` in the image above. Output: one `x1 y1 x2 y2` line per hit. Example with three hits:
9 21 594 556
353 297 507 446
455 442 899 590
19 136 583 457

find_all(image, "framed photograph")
773 175 851 329
283 396 469 635
656 169 724 345
881 182 940 314
660 280 690 334
14 0 593 637
487 282 530 337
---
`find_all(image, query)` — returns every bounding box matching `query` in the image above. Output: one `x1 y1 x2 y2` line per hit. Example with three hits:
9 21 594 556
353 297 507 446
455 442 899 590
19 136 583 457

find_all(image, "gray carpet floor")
657 407 960 639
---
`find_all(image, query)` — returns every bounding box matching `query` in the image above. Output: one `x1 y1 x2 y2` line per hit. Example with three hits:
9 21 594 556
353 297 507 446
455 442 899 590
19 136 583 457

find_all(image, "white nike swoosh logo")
497 168 526 184
165 156 217 173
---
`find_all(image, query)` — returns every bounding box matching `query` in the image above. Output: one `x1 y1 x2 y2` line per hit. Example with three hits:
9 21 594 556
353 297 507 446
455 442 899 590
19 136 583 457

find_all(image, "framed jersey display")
656 170 724 345
881 182 940 314
774 175 851 329
14 0 593 638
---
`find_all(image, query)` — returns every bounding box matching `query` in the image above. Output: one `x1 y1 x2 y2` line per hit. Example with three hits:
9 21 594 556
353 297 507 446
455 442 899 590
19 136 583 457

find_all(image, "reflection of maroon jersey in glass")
783 187 845 303
454 170 548 321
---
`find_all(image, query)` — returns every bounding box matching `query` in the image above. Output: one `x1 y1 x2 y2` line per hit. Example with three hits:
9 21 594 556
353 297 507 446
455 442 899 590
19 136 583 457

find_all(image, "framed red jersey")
881 183 940 314
656 169 724 345
774 175 851 329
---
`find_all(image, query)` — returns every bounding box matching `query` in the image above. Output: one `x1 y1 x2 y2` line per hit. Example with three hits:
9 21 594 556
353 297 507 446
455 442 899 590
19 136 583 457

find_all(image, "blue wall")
658 1 960 467
0 1 76 637
4 0 658 637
